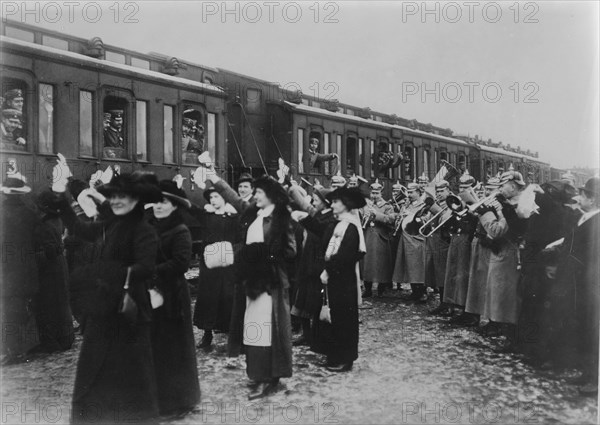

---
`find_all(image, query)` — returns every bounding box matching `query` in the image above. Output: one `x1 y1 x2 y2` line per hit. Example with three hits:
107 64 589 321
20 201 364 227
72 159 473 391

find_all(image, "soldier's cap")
459 170 476 187
309 137 320 143
2 109 22 120
435 180 450 190
407 182 420 191
392 180 404 191
4 89 23 101
369 179 383 191
498 170 526 187
580 177 600 198
103 112 112 119
108 109 123 118
331 172 347 186
485 176 501 188
236 172 254 186
183 117 196 127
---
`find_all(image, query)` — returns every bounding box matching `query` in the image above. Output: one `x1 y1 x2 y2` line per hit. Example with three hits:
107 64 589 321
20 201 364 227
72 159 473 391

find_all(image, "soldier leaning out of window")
1 109 26 150
305 138 337 173
103 110 125 149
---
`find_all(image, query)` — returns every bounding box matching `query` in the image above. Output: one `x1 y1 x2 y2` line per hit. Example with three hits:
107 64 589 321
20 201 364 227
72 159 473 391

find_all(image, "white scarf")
322 209 366 305
246 204 275 244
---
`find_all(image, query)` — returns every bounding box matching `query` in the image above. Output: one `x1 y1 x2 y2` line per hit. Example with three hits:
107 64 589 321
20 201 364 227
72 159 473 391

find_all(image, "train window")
182 108 205 164
403 146 414 181
297 128 304 173
346 137 357 176
370 139 376 178
105 51 126 64
388 143 394 179
79 90 94 156
207 113 216 162
246 88 261 113
306 131 323 174
42 36 69 51
301 99 309 106
337 107 344 114
358 138 364 176
163 105 175 163
1 83 27 151
5 27 34 43
38 84 54 154
397 144 403 179
131 57 150 70
440 151 448 164
458 154 466 172
135 101 148 161
347 109 354 116
103 96 128 159
323 133 331 175
336 134 342 168
312 101 321 109
375 116 383 122
423 150 430 179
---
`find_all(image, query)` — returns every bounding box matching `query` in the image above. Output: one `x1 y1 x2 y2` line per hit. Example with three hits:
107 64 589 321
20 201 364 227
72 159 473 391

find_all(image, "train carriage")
1 22 227 206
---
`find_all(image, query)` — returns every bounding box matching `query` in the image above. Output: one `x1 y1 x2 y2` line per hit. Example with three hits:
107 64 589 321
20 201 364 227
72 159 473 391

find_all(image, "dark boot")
197 330 213 348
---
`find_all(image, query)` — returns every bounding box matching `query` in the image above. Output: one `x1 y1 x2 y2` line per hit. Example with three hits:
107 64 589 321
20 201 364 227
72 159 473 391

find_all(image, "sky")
4 0 599 169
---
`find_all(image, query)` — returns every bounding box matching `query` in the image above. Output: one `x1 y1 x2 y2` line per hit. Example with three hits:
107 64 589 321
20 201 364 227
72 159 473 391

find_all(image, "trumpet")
362 200 375 229
418 205 451 237
448 191 505 217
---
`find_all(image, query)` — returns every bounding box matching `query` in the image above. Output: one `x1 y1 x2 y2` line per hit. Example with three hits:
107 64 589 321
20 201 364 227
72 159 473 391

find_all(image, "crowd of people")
0 153 598 423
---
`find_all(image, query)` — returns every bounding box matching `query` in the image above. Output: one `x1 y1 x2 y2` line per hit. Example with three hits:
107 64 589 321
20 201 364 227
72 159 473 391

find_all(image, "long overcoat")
362 200 395 283
423 208 452 289
60 198 160 424
211 180 295 379
480 204 527 325
150 211 200 415
0 195 40 357
192 209 238 332
302 217 363 364
464 223 492 315
443 214 477 307
393 200 426 284
34 214 74 351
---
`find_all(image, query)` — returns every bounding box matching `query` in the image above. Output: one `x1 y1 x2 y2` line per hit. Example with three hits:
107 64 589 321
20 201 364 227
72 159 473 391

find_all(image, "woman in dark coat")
53 170 162 424
287 184 336 345
0 175 40 363
199 170 295 401
33 190 74 352
149 181 201 415
301 187 366 371
192 187 238 348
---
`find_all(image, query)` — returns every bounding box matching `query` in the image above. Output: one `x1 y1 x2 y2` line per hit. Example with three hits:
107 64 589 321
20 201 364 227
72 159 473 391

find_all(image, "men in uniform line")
361 179 395 298
444 171 479 325
393 182 428 302
479 169 528 350
464 177 501 324
1 109 26 149
305 137 338 173
236 173 255 204
424 180 454 315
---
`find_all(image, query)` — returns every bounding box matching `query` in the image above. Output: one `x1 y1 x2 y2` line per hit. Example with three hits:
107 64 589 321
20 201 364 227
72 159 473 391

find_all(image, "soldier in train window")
1 109 26 150
376 141 402 176
1 89 27 149
182 109 205 164
103 109 126 158
305 137 337 173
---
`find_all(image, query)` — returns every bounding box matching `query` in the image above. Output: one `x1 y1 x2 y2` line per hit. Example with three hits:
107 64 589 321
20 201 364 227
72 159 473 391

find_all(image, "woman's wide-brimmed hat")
96 171 162 203
159 180 191 208
253 175 288 205
326 187 366 210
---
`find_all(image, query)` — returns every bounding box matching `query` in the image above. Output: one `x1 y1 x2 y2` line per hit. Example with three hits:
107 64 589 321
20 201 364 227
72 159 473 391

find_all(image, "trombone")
448 191 504 217
418 204 451 237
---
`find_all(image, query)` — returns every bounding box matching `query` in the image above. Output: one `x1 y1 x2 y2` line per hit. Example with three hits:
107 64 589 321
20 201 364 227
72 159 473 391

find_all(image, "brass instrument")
418 205 451 237
448 191 504 217
362 200 375 229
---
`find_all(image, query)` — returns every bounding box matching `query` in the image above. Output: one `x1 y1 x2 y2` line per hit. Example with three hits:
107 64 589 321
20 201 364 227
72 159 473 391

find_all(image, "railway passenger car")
1 21 227 205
